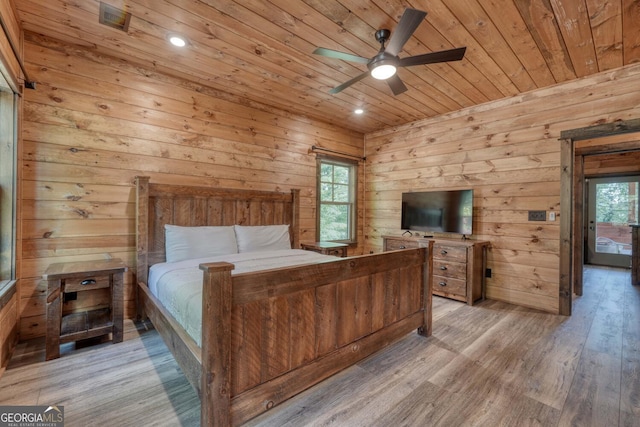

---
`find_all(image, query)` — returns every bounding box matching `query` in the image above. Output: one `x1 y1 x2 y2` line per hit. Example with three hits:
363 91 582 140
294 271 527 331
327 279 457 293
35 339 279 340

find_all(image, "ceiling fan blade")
385 8 427 56
387 74 408 95
313 47 370 64
398 47 467 67
329 71 370 94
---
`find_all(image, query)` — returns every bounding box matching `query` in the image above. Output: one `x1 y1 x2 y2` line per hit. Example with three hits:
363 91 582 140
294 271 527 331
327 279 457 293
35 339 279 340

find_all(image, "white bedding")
147 249 334 346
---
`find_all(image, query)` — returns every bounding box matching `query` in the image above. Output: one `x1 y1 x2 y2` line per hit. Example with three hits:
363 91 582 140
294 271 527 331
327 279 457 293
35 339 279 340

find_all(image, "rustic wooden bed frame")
135 176 432 426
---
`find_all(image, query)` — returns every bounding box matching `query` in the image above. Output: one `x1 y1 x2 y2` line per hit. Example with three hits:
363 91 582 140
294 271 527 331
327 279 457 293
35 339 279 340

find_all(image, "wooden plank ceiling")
14 0 640 134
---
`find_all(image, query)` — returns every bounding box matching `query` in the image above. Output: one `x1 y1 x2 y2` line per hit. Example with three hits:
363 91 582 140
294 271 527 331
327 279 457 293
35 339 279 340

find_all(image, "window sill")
0 280 17 311
323 240 356 246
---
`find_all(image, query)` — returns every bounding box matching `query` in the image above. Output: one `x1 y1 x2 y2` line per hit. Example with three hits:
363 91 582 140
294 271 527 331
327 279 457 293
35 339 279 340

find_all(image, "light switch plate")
528 210 546 221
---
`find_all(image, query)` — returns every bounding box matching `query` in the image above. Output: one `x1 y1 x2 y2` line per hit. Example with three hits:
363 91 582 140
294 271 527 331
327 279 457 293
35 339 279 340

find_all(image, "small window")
317 157 357 243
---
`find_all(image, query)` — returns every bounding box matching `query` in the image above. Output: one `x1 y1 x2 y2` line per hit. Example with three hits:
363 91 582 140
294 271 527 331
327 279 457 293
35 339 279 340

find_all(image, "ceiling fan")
313 8 467 96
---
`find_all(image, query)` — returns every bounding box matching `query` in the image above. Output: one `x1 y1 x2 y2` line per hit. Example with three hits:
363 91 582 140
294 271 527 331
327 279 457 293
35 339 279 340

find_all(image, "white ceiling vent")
99 2 131 32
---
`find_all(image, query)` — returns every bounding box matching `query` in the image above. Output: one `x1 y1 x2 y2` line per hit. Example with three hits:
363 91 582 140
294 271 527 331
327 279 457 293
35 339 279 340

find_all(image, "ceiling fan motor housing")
375 29 391 45
368 51 398 73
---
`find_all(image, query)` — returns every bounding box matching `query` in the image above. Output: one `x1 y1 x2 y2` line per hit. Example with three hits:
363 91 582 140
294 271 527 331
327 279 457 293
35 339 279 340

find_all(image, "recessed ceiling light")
168 35 187 47
354 108 364 115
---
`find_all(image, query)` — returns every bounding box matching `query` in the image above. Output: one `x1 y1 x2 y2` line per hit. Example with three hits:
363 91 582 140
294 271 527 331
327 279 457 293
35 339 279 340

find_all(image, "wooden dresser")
383 235 490 305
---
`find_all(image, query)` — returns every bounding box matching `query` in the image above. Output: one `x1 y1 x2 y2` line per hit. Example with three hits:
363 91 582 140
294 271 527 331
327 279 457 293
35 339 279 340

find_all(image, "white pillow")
234 225 291 253
164 225 238 263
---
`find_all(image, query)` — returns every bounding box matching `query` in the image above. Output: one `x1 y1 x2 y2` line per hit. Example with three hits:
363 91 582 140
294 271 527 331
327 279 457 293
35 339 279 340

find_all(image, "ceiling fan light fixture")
371 64 397 80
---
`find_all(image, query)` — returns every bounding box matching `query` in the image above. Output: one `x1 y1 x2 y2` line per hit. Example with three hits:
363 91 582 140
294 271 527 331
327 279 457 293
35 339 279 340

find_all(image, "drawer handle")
81 279 96 286
438 282 447 287
440 250 448 255
399 245 406 249
440 266 447 270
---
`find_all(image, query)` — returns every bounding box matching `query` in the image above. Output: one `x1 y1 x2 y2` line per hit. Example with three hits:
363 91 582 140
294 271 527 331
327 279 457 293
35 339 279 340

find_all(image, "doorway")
559 121 640 315
585 176 639 268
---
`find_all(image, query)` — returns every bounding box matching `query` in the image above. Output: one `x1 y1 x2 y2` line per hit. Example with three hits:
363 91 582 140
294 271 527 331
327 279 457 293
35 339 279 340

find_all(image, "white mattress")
147 249 333 346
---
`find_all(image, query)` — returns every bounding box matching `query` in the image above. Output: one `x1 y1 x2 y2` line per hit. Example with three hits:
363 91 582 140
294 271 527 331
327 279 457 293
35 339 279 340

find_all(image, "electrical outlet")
549 212 556 221
528 210 546 221
485 268 492 278
63 292 78 302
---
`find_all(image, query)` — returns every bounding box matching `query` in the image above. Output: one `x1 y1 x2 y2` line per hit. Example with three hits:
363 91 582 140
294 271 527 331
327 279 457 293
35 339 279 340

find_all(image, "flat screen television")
401 189 473 235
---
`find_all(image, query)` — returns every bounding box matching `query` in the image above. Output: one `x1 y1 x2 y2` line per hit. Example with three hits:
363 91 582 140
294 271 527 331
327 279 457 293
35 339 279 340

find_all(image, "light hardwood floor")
0 266 638 426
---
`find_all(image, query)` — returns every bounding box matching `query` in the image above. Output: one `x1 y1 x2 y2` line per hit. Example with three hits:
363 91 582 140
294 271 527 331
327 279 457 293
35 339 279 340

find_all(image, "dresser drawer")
64 275 111 292
385 239 420 251
433 276 467 297
433 259 466 279
433 244 467 262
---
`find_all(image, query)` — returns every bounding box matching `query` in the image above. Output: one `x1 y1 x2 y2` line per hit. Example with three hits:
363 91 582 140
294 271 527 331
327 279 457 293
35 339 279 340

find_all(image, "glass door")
586 176 639 267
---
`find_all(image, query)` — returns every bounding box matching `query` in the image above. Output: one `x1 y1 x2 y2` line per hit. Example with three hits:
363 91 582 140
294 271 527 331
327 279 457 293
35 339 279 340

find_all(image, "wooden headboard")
135 176 300 284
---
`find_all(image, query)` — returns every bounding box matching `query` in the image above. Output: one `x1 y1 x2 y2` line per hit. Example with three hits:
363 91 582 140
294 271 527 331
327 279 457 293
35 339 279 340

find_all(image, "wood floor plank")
621 275 640 423
517 284 601 408
370 380 453 426
583 268 625 356
0 323 200 425
558 347 621 426
308 340 455 425
425 299 520 353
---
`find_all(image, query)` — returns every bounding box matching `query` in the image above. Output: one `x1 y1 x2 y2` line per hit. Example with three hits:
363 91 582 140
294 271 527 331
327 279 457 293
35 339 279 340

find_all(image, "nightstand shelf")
60 308 113 342
44 259 126 360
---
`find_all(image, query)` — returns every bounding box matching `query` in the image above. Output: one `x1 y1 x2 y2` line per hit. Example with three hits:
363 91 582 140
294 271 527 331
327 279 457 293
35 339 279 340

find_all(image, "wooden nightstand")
44 259 127 360
300 241 348 257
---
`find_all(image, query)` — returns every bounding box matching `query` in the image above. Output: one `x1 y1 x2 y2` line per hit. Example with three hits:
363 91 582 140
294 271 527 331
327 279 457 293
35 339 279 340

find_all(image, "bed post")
199 262 235 427
290 188 300 249
135 176 150 321
418 242 433 337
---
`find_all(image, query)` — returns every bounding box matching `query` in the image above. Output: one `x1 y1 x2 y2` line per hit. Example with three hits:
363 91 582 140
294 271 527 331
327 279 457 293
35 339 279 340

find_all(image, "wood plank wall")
583 150 640 176
18 33 364 340
364 63 640 314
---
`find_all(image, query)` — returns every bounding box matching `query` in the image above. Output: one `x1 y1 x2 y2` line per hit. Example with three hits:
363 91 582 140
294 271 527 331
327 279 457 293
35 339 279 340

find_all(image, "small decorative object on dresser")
384 235 490 305
44 258 126 360
300 241 348 257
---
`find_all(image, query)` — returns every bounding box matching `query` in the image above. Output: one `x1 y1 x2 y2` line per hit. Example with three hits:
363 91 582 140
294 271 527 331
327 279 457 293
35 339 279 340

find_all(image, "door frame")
559 119 640 315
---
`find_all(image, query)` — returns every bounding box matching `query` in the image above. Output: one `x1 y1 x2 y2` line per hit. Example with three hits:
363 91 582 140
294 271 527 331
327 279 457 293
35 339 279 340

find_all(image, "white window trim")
316 156 358 243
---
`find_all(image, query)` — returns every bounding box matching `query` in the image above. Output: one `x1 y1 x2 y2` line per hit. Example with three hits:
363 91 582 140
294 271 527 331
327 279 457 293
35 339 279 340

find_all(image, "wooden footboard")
198 247 432 426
